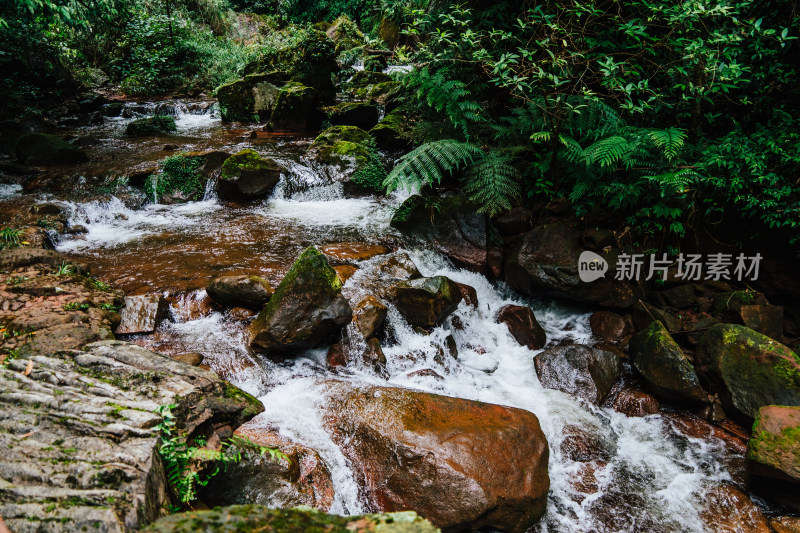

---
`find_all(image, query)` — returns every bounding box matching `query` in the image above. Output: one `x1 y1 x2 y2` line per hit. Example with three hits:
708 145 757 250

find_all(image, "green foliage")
402 69 482 140
155 403 285 506
0 228 24 250
54 262 75 277
350 137 387 194
385 139 519 216
144 155 206 203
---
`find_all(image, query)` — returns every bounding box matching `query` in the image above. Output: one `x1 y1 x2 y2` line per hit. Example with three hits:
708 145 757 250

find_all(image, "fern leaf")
384 140 482 192
463 151 520 216
648 127 687 160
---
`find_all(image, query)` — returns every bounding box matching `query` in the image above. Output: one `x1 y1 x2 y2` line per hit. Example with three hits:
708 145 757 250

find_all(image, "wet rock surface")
249 247 352 357
534 345 622 405
389 276 462 328
323 382 549 533
218 149 284 201
116 294 169 335
207 275 273 310
0 340 263 533
497 304 546 350
747 405 800 483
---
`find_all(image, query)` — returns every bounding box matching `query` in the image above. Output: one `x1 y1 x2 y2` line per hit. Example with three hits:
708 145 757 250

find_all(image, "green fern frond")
530 131 551 143
584 136 635 168
648 127 687 160
404 69 482 139
384 139 482 192
463 152 520 216
559 134 584 163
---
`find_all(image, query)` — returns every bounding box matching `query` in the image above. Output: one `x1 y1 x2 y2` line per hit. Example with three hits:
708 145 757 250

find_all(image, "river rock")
375 251 422 281
217 149 284 201
747 405 800 483
216 72 284 122
352 294 388 339
712 291 784 340
494 207 533 236
144 506 439 533
305 125 374 184
370 110 413 150
700 483 772 533
250 247 352 357
0 247 67 270
0 340 263 533
611 387 661 416
326 14 364 51
772 516 800 532
389 276 462 328
270 82 322 131
115 294 169 334
125 116 177 136
323 382 549 532
320 242 390 264
590 310 629 343
504 223 637 309
697 324 800 419
207 275 273 310
200 425 335 511
498 304 546 350
326 102 379 130
632 300 682 333
15 133 89 165
535 345 622 404
455 282 479 308
391 195 487 273
629 321 707 404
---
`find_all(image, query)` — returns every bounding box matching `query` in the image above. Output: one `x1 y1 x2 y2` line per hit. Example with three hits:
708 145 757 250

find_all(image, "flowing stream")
8 100 745 532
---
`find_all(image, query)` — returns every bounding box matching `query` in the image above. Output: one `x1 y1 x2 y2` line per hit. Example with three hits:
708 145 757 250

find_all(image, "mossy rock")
697 324 800 419
307 125 372 168
125 116 177 136
270 82 322 131
747 405 800 483
144 154 206 204
15 133 89 165
102 102 125 117
224 383 264 421
350 70 392 85
364 54 389 72
326 102 379 130
371 110 413 150
218 149 284 201
325 14 365 52
629 321 708 405
216 72 285 123
249 247 352 357
143 506 440 533
377 17 401 48
245 26 337 102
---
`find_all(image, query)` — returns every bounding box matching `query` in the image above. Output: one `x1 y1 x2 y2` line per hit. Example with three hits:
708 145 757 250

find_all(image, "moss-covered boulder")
326 101 379 130
697 324 800 419
269 82 322 131
747 405 800 484
305 126 379 191
249 247 352 357
371 110 413 150
125 115 177 136
389 276 463 328
144 153 207 204
364 53 388 72
15 133 89 165
144 506 439 533
377 17 401 48
245 26 338 102
207 275 273 310
218 149 284 201
216 72 285 122
325 14 365 52
629 321 708 405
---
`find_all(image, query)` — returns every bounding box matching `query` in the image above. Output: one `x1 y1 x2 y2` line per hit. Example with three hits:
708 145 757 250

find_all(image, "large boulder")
218 149 284 201
216 72 284 122
747 405 800 483
323 382 549 532
306 125 373 178
497 304 547 349
15 133 88 165
125 116 177 136
249 247 352 357
325 14 365 52
628 321 708 405
207 275 273 310
144 506 439 533
389 276 462 328
534 345 622 404
270 82 322 131
504 223 637 309
115 294 170 335
391 195 487 273
697 324 800 419
200 425 335 511
0 341 263 533
326 102 380 130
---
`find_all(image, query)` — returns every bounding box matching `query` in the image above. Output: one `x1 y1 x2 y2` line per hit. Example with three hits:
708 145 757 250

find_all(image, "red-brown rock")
497 304 546 350
455 282 478 308
589 310 628 343
700 483 771 533
323 382 549 532
611 387 660 417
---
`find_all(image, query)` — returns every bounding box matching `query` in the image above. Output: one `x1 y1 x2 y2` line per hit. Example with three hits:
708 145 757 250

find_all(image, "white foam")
0 183 22 199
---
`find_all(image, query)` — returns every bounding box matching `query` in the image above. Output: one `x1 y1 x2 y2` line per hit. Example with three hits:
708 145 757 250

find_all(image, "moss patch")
125 116 177 136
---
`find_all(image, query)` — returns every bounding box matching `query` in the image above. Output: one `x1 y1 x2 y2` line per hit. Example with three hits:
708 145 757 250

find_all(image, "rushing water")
6 100 747 532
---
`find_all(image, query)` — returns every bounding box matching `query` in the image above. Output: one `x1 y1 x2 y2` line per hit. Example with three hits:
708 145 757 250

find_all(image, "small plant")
0 227 24 250
36 219 57 229
154 404 286 506
63 302 90 311
144 155 205 204
88 278 112 292
0 348 19 368
97 302 121 311
54 262 75 277
6 276 28 286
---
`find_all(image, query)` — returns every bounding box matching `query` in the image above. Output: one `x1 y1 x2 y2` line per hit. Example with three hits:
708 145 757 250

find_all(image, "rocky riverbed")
1 52 799 533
